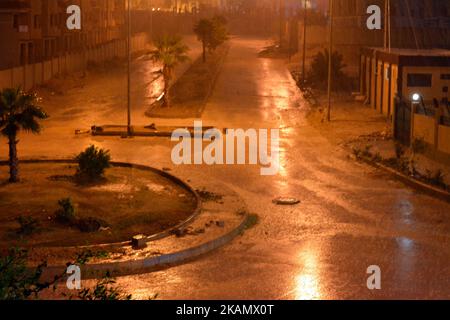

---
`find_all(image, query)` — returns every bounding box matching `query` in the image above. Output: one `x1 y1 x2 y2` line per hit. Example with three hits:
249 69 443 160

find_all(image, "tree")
194 19 214 63
194 17 229 62
208 15 229 52
307 49 348 90
149 35 189 107
0 88 48 183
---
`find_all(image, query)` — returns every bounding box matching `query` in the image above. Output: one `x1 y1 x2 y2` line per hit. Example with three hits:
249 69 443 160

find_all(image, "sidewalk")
306 94 450 188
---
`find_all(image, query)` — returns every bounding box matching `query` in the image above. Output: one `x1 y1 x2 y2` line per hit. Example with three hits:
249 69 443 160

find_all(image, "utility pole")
301 0 308 87
384 0 391 52
127 0 132 136
327 0 333 122
150 0 153 41
279 0 283 48
388 0 391 52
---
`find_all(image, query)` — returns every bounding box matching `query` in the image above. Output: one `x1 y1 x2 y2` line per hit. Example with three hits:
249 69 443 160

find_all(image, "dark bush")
77 217 102 233
55 198 76 224
76 145 111 181
307 49 351 91
16 216 40 236
0 248 133 300
0 248 47 300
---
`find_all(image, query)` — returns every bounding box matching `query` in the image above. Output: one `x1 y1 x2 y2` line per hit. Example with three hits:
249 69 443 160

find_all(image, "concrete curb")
357 155 450 203
0 159 202 247
43 213 250 279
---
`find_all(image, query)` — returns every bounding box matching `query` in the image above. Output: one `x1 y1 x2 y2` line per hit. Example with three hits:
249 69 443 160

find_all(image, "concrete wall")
0 33 148 91
414 114 436 145
438 125 450 155
413 113 450 157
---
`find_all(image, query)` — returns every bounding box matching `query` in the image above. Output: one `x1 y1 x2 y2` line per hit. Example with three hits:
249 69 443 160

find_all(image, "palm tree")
149 35 189 107
0 88 48 183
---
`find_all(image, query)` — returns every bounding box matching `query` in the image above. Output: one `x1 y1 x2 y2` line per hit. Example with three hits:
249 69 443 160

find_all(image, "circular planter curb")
43 213 250 279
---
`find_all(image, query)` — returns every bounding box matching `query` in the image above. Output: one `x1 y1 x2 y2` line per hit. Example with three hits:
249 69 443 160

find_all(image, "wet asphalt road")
3 37 450 299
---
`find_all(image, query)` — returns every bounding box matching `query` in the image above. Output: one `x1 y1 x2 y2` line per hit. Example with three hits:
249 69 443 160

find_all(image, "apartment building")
332 0 450 65
0 0 127 70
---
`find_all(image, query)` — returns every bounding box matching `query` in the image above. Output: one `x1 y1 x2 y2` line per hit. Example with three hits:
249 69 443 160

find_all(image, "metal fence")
441 116 450 127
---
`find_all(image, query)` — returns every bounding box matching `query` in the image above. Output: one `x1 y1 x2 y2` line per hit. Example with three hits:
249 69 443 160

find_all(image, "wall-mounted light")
412 93 421 102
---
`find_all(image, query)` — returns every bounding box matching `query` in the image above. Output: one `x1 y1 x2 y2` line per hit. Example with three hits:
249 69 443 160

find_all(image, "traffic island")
16 168 252 280
40 193 249 280
145 44 230 119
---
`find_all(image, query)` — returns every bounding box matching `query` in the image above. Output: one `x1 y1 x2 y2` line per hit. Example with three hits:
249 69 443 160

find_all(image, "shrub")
76 145 111 181
352 147 362 158
307 49 350 90
0 248 47 300
55 198 76 224
16 216 40 236
395 142 406 159
411 137 427 155
431 170 446 188
0 248 134 300
372 152 382 163
361 145 373 158
76 273 132 300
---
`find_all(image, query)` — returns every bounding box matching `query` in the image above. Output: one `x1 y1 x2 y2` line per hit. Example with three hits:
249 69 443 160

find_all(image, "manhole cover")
272 197 301 205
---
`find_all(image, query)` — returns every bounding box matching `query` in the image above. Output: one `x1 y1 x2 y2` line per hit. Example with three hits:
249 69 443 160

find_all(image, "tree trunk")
8 135 19 183
202 40 206 63
163 68 171 108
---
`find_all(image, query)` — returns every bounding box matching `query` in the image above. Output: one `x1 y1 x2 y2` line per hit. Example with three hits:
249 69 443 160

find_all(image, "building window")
13 15 19 29
407 74 432 87
20 43 27 65
34 15 41 29
441 74 450 80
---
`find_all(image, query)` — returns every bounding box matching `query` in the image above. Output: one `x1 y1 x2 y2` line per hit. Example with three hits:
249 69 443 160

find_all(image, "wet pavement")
2 37 450 300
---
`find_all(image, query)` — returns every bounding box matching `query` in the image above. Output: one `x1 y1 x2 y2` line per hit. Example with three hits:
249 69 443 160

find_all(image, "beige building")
360 47 450 154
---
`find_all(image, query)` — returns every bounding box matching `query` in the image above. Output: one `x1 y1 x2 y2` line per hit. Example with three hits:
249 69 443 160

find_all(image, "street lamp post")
327 0 333 122
127 0 132 136
301 0 308 87
279 0 284 48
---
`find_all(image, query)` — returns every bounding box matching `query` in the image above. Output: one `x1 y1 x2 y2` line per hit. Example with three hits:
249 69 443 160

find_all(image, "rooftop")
364 47 450 57
0 1 30 12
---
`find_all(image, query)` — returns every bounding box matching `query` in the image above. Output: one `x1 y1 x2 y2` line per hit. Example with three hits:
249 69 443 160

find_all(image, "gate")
394 99 411 146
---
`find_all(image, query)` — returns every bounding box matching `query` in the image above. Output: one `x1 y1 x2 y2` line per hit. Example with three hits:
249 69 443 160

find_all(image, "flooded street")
3 37 450 300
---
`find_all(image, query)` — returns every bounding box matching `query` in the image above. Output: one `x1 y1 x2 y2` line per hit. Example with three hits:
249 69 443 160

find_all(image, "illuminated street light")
412 93 421 102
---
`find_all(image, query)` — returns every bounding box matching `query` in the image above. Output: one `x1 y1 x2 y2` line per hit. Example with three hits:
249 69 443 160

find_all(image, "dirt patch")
146 44 229 119
0 163 197 248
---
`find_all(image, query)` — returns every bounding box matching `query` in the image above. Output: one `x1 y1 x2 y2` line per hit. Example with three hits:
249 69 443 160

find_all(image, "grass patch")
0 163 197 247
